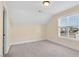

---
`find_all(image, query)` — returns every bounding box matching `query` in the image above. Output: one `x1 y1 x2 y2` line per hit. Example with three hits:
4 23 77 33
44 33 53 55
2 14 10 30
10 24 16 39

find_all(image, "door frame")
3 5 9 56
3 6 5 56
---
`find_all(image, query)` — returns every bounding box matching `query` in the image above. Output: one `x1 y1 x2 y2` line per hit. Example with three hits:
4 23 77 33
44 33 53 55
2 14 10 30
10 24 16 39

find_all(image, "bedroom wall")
46 5 79 51
9 24 46 45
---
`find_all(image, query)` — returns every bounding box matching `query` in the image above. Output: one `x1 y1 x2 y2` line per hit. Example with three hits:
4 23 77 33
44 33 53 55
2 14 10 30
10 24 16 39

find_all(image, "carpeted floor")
4 40 79 57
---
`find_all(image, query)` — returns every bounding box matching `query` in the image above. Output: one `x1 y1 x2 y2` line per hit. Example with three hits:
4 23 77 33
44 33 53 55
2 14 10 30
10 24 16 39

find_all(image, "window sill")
58 36 79 42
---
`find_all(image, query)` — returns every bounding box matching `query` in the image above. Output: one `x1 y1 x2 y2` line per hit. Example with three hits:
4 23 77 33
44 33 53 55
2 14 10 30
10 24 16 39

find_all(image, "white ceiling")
6 1 79 24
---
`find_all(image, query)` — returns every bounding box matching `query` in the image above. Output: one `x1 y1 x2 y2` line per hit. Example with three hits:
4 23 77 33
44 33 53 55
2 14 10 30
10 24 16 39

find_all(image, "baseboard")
47 39 79 52
7 38 45 54
10 38 45 46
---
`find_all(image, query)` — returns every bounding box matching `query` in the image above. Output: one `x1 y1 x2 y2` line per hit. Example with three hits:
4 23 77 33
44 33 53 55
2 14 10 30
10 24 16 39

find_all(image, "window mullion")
67 16 70 38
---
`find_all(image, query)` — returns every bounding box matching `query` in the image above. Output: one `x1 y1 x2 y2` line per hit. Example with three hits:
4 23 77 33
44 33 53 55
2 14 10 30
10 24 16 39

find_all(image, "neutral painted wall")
9 24 46 45
0 2 3 56
46 5 79 51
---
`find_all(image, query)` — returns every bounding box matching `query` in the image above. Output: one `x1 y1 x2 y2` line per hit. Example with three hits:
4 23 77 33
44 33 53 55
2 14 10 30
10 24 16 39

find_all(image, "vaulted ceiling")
6 1 79 24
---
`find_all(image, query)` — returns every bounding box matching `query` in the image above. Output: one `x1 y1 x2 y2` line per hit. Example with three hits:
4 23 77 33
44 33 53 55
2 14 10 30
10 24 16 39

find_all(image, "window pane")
68 15 78 38
76 14 79 40
59 17 68 37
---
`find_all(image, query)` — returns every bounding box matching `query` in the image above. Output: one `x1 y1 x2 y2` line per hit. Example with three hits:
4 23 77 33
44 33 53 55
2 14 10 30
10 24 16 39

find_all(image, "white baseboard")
7 38 45 54
10 38 45 46
48 39 79 51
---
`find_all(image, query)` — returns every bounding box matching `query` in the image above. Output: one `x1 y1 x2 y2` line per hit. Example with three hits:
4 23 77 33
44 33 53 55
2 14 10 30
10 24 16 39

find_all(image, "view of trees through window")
58 14 79 40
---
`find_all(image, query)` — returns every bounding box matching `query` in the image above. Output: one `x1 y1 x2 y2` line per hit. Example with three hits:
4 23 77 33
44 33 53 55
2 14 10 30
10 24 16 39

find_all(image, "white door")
3 7 9 55
0 2 3 56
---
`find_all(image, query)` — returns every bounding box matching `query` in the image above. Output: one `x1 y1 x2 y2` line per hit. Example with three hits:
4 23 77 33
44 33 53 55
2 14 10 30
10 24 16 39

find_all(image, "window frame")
58 13 79 41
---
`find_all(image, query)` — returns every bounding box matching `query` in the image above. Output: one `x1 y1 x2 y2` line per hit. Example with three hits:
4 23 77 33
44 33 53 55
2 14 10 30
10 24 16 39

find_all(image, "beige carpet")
4 40 79 57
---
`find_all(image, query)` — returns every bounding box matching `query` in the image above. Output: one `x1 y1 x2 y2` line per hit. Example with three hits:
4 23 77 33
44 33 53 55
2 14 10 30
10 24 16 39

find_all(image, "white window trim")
58 16 79 41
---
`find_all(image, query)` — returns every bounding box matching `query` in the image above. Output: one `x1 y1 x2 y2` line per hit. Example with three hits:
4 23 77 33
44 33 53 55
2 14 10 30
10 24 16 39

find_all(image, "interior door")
0 2 3 56
3 7 9 55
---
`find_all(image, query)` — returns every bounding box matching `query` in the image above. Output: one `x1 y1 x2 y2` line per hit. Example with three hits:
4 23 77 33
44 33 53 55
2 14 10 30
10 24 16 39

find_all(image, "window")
58 14 79 40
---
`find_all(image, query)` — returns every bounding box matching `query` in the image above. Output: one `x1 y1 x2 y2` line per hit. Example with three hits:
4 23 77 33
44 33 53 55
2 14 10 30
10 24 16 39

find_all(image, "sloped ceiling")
6 1 79 24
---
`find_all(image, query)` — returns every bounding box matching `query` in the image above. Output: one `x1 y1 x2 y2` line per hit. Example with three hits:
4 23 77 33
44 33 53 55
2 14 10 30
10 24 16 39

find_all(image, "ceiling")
6 1 79 24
